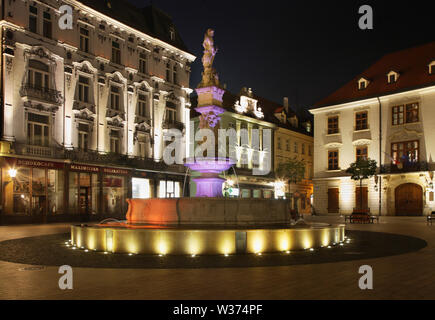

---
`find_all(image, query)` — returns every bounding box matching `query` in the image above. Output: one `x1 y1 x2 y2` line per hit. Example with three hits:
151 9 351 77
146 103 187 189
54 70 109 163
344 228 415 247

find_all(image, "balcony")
380 161 429 174
162 120 185 131
13 143 64 158
10 143 187 174
20 84 63 105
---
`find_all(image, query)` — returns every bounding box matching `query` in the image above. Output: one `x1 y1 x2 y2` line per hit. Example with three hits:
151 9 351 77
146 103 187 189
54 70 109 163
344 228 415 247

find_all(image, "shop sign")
103 168 130 175
70 164 99 173
7 158 64 169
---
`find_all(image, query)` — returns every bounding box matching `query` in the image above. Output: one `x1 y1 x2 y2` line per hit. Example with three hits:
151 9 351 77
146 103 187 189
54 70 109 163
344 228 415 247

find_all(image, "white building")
0 0 195 224
310 42 435 216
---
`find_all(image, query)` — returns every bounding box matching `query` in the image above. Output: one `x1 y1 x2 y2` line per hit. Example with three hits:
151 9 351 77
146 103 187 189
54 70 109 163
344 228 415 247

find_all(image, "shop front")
1 158 65 224
0 157 132 224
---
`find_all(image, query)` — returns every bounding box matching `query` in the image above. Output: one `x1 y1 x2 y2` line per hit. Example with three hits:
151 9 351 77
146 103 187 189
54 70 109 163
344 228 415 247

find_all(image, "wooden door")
355 187 368 210
395 183 423 216
328 188 339 213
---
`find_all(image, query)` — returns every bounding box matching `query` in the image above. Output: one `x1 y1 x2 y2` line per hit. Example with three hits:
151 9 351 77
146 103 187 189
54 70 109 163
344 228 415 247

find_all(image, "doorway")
395 183 423 216
79 187 91 215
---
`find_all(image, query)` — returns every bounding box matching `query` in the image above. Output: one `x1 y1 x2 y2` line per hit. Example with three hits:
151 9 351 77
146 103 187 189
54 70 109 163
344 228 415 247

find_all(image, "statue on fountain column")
198 28 221 88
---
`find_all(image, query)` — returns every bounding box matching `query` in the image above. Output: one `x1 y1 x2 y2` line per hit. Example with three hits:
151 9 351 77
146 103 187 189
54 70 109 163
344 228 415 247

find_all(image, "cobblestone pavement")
0 217 434 300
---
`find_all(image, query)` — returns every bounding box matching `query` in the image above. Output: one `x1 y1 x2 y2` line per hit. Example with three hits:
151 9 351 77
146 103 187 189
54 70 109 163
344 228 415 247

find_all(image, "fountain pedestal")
185 157 235 197
184 83 234 198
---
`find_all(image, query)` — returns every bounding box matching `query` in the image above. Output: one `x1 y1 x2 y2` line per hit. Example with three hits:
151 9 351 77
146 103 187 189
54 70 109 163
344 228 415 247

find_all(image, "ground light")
285 251 291 254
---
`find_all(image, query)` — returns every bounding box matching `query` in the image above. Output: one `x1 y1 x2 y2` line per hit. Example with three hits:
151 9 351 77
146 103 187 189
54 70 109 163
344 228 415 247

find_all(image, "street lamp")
8 168 17 178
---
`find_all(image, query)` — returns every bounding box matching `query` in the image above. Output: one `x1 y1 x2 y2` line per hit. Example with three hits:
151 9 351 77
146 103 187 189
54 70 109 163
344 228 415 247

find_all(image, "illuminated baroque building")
0 0 195 224
310 42 435 216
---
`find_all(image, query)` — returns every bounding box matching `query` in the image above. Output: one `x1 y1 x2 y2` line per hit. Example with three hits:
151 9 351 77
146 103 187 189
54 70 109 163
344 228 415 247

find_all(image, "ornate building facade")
310 42 435 216
0 0 195 224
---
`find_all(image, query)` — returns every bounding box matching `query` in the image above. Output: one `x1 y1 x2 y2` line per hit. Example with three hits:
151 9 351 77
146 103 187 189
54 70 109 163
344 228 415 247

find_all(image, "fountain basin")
125 198 292 226
71 223 345 255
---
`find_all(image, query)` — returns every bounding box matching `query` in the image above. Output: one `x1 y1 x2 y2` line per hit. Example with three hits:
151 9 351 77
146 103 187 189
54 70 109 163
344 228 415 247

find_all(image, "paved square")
0 216 434 300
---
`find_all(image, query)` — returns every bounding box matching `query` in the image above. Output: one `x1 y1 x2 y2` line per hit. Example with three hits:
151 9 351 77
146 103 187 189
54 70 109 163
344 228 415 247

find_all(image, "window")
405 103 419 123
165 107 177 123
388 73 397 84
137 94 147 117
277 137 281 150
430 64 435 75
328 150 339 170
302 143 305 155
159 180 181 198
139 53 147 74
166 62 171 82
173 65 177 85
80 28 90 53
392 103 419 125
78 76 90 103
28 60 50 90
43 12 52 38
327 116 339 134
110 86 120 110
308 146 312 156
78 123 89 150
392 105 404 125
138 141 147 158
294 142 298 154
169 27 175 41
111 41 121 64
29 6 38 33
355 111 368 130
356 146 368 161
286 139 290 151
27 113 49 147
391 141 419 164
110 130 120 153
358 79 368 90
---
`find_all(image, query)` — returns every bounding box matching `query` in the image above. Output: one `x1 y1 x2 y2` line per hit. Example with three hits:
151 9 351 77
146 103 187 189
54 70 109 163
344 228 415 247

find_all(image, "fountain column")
185 29 234 197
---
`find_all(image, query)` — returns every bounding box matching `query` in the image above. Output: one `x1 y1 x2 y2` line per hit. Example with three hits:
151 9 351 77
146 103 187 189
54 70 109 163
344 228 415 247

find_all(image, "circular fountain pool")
71 198 345 256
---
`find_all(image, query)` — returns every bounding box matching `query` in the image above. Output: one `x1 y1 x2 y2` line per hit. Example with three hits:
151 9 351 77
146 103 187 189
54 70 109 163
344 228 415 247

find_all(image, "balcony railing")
10 144 186 173
20 84 63 105
380 161 429 174
14 144 58 158
162 120 185 131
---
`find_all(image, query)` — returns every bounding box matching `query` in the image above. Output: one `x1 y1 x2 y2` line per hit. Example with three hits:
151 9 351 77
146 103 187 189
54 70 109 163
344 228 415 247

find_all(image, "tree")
346 158 378 213
276 158 306 217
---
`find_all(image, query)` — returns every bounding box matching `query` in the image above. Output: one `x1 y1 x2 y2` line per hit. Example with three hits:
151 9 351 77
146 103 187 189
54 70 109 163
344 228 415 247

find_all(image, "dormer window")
387 71 399 84
358 78 369 90
429 61 435 75
169 27 175 41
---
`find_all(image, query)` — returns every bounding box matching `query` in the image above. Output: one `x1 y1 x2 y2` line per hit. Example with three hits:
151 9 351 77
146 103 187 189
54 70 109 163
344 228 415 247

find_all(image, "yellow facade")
274 126 314 214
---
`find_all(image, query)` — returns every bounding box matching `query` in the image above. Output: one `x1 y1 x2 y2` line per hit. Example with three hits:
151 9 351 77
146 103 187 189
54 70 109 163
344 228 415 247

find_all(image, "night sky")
128 0 435 113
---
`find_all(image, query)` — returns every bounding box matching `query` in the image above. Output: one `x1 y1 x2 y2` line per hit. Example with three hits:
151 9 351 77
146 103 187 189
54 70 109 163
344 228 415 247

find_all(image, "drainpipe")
378 97 382 216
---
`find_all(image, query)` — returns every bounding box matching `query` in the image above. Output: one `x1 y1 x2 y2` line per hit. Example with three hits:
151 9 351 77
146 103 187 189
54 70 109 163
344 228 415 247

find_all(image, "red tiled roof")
314 41 435 108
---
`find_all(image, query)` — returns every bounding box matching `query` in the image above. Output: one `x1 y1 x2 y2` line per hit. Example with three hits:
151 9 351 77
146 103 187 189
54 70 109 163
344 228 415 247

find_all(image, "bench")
345 214 379 224
427 212 435 225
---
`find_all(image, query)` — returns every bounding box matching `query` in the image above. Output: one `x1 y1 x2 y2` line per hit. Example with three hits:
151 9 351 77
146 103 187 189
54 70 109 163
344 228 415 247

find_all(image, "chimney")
283 97 289 113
